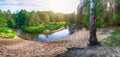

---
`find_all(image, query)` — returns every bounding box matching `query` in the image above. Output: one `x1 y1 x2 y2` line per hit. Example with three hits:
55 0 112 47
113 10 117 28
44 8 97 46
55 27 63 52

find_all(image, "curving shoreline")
0 28 110 57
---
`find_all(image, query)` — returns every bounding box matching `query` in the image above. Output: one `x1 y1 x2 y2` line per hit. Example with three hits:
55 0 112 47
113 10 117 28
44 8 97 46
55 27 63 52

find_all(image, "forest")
77 0 120 27
0 0 120 57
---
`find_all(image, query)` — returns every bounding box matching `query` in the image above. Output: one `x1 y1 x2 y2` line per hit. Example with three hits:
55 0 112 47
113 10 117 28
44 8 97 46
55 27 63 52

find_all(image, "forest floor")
0 28 113 57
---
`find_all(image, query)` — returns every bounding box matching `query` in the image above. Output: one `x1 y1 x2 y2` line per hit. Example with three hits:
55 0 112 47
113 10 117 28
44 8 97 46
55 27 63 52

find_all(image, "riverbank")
0 28 110 57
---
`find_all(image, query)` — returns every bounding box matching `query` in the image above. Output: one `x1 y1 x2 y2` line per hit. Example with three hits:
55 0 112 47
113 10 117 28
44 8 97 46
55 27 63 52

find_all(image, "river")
16 28 70 41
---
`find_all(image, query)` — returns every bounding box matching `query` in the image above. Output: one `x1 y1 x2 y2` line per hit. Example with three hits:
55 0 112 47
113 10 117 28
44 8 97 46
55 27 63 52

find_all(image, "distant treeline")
0 9 76 29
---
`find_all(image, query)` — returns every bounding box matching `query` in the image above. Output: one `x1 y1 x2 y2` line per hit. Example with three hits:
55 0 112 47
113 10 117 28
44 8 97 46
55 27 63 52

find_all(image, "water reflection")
17 29 70 41
33 29 70 41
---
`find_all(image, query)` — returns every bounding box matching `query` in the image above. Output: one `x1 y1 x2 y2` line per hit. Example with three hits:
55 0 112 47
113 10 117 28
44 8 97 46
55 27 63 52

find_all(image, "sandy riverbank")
0 28 110 57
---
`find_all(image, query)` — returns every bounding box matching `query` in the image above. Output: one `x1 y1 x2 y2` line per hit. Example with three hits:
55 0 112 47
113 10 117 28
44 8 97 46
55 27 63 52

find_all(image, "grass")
0 27 16 39
22 22 66 33
102 30 120 46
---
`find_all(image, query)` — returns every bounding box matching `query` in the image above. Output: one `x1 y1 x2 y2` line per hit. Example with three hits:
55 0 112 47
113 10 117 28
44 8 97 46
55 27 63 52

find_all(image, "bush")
22 22 66 33
0 27 16 38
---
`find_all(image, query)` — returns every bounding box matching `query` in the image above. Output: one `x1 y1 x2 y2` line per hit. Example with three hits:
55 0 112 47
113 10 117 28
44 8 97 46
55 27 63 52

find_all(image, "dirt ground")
0 28 110 57
56 46 120 57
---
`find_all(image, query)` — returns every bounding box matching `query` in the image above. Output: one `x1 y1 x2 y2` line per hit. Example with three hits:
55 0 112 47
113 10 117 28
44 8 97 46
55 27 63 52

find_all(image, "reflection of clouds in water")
38 34 47 38
34 29 70 41
34 34 47 41
47 29 70 40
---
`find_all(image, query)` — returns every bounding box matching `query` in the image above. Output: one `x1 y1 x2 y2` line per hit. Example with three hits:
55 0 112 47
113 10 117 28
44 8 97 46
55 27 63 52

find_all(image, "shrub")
22 22 66 33
0 27 16 38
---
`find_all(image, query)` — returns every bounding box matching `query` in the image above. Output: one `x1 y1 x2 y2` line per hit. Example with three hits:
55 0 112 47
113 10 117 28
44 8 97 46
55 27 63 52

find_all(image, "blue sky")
0 0 80 13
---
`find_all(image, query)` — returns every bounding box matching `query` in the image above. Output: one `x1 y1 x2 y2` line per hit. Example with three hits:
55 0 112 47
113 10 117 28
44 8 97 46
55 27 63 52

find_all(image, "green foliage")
7 18 16 28
82 18 89 28
115 13 120 26
15 9 28 28
0 28 16 38
0 10 16 38
22 22 66 33
77 0 120 28
0 9 76 37
102 30 120 46
44 13 50 23
22 25 45 33
0 14 7 27
115 0 120 14
77 0 90 28
6 10 12 20
26 11 38 26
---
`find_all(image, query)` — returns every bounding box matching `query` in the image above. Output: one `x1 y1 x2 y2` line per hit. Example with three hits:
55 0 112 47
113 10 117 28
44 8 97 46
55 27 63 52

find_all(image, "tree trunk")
89 0 100 46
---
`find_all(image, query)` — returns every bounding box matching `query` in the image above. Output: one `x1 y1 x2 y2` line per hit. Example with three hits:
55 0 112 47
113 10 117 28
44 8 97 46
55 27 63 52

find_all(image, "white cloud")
47 0 80 13
0 0 80 13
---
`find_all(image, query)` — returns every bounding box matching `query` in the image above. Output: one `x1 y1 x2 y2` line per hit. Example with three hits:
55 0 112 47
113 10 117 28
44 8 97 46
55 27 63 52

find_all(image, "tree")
6 10 12 20
7 19 16 28
28 11 36 26
89 0 99 46
38 13 50 23
16 9 27 27
115 0 120 26
77 0 90 28
44 13 50 23
0 13 7 28
6 10 16 28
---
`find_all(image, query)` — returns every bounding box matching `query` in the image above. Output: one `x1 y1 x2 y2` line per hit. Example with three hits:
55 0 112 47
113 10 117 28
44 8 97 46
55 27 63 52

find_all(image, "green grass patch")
102 30 120 46
22 22 66 33
0 27 16 39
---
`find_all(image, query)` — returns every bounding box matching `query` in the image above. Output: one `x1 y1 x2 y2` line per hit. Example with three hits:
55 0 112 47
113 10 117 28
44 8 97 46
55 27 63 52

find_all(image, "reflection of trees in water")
17 29 23 35
17 28 70 41
67 25 75 34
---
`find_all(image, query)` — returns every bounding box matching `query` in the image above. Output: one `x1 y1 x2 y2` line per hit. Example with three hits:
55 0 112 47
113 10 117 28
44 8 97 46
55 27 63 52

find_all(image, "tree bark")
89 0 100 46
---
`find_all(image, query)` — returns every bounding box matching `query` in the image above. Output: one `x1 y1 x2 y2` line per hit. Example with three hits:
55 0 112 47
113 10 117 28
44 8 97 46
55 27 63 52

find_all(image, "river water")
17 29 70 41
